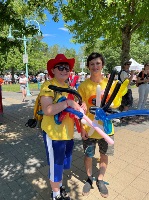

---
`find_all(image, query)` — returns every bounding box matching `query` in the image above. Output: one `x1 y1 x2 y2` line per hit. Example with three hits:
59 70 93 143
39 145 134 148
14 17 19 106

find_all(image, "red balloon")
74 118 81 133
58 111 67 122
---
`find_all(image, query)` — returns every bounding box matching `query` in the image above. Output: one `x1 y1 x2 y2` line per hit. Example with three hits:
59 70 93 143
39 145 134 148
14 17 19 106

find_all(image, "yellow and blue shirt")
40 78 74 140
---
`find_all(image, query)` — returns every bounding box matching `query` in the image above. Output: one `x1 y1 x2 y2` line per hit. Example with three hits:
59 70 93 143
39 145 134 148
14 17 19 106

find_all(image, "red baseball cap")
47 54 75 78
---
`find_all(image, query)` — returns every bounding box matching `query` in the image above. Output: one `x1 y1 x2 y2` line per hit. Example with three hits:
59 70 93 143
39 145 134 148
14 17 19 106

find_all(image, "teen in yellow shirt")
78 52 114 198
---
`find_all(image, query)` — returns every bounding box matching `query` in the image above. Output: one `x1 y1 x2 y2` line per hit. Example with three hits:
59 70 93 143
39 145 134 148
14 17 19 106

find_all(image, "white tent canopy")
115 58 144 72
78 72 87 75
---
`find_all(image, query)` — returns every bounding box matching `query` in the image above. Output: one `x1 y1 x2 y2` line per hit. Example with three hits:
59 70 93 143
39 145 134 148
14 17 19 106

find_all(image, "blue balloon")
54 96 67 125
37 110 44 115
65 107 83 119
95 108 112 134
106 109 149 120
95 108 149 134
54 97 83 125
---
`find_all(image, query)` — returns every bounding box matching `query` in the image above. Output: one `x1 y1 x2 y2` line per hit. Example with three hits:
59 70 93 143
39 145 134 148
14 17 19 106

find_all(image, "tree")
0 0 47 56
130 34 149 64
55 0 149 66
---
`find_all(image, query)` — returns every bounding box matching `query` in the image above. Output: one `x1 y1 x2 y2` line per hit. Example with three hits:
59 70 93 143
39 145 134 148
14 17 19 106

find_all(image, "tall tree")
0 0 46 56
54 0 149 66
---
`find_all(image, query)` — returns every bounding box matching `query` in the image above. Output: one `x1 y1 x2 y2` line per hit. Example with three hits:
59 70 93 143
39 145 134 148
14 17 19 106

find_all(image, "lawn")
1 83 40 92
1 82 136 92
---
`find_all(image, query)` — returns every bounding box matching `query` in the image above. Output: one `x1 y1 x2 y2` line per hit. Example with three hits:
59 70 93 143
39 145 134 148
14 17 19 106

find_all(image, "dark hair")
144 63 149 68
123 61 132 66
86 52 105 67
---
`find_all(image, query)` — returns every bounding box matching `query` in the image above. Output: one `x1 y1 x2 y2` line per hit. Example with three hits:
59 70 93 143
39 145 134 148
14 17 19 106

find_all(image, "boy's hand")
81 127 88 140
81 102 87 114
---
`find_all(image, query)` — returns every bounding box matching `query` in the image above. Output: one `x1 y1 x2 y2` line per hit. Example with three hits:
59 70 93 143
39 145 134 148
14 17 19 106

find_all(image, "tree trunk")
121 25 132 67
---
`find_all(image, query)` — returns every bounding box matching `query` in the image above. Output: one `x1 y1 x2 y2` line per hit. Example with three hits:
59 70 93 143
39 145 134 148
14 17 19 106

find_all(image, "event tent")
115 58 144 72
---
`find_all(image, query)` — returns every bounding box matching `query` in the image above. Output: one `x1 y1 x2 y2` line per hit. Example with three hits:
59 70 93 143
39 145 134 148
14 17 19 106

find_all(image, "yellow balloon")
116 79 129 97
111 79 128 108
106 79 129 109
112 97 122 108
109 80 119 95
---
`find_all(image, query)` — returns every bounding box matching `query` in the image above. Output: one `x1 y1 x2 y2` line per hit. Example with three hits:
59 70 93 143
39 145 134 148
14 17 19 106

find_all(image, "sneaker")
60 186 71 199
96 180 108 198
51 186 71 200
52 194 63 200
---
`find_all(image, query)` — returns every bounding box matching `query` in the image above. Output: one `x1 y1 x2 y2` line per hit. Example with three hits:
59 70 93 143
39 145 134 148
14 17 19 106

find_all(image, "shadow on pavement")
0 102 99 200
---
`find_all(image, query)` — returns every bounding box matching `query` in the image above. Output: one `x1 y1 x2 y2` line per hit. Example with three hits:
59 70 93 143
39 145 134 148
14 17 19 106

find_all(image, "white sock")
53 190 60 198
59 182 62 188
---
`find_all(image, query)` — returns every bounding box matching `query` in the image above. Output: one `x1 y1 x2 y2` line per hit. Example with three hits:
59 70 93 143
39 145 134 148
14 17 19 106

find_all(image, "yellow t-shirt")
78 78 114 139
40 78 74 140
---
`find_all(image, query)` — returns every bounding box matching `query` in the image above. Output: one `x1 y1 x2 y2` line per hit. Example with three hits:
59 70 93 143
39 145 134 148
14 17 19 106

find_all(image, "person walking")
77 52 114 198
137 63 149 110
19 72 28 102
118 61 134 112
39 54 82 200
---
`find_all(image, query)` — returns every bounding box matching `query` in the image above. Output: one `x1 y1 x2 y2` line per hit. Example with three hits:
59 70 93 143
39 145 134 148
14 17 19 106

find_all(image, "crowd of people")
2 72 50 85
1 59 149 109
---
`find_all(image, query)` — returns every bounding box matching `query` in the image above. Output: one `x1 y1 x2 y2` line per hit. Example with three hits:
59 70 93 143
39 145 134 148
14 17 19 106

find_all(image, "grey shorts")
20 84 26 90
82 135 114 157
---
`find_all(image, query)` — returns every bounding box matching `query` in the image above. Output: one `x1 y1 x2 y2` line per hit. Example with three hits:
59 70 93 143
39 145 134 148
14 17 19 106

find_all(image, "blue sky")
39 13 83 53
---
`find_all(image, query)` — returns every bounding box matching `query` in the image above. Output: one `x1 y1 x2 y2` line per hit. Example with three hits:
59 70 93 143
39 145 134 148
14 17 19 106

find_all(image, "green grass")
2 82 137 92
1 83 40 92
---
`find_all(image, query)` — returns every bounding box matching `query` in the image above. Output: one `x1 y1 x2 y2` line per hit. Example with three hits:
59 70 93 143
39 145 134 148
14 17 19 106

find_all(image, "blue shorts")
43 131 74 182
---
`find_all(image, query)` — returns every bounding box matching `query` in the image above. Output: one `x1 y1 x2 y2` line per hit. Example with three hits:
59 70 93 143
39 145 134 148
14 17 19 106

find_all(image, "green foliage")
130 34 149 65
58 0 149 64
1 0 149 75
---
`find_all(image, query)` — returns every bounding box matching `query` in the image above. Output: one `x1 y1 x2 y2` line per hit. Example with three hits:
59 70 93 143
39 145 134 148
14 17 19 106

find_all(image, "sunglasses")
54 65 70 72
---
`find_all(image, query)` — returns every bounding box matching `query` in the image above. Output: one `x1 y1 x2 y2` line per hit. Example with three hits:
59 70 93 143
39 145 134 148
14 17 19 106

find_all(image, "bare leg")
50 180 61 192
82 156 93 196
97 153 108 198
85 156 92 177
22 88 26 101
50 180 61 199
123 106 129 111
98 153 108 180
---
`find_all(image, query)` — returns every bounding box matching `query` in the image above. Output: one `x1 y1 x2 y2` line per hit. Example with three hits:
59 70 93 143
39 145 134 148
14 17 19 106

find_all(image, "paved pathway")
0 88 149 200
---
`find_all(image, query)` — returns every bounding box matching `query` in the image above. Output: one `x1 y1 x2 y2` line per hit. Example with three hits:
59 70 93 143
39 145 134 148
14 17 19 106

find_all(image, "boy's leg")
82 139 96 196
43 132 69 199
97 136 114 198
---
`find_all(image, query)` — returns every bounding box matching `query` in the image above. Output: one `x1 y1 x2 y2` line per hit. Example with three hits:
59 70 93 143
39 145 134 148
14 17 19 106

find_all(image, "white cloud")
58 27 68 32
43 34 56 37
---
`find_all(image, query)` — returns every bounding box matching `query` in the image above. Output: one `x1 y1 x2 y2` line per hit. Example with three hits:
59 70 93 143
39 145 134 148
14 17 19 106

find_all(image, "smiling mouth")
60 73 67 76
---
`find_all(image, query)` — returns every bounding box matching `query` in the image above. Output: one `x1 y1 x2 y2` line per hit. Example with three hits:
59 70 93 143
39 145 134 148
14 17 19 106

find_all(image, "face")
144 64 149 73
124 64 131 72
52 63 70 83
88 57 103 75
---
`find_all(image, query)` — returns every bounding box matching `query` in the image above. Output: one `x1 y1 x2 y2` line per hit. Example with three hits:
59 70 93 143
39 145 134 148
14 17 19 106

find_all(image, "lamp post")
7 20 43 96
23 35 30 96
80 57 86 73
